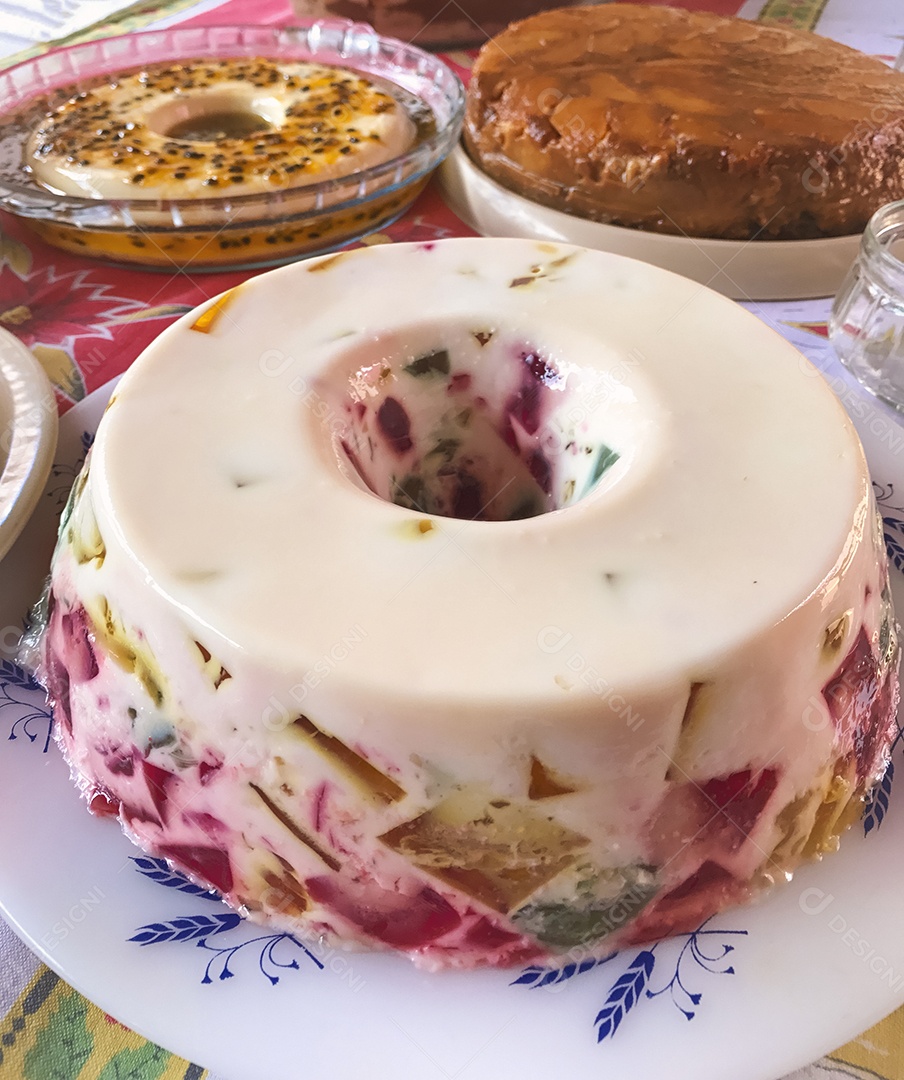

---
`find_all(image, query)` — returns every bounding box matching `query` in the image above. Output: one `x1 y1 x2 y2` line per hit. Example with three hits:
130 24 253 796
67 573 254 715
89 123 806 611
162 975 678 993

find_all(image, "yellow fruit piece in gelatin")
380 786 589 913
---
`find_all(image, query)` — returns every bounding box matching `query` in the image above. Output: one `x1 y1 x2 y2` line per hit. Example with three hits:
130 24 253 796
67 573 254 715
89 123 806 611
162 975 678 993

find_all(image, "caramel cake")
32 238 900 969
464 4 904 240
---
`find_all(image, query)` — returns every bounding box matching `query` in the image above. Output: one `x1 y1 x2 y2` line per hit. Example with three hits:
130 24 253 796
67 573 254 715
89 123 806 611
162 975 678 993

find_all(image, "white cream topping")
28 59 416 201
95 240 864 702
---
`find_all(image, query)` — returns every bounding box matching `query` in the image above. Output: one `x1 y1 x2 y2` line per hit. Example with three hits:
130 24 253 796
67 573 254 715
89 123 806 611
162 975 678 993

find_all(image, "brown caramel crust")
464 4 904 240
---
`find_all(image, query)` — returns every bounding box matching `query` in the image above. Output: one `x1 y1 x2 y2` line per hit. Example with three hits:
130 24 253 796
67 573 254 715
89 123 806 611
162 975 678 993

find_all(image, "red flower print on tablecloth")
0 263 144 401
379 185 477 246
0 262 189 403
0 177 475 406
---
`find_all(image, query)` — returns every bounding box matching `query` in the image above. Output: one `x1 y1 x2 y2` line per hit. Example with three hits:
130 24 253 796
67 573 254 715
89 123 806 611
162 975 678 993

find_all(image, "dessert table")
1 0 903 1078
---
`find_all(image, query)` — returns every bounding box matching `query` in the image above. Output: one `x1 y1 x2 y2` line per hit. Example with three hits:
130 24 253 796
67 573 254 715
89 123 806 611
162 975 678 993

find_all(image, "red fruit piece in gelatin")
448 372 472 393
647 767 779 866
464 916 523 951
45 650 72 736
505 352 562 438
183 811 227 837
856 670 898 782
307 875 460 948
700 768 778 844
376 397 413 455
527 449 551 495
141 759 176 823
157 844 234 895
61 607 99 682
507 383 542 436
823 628 878 739
452 471 484 520
106 749 135 776
88 788 121 818
198 759 222 785
823 628 895 782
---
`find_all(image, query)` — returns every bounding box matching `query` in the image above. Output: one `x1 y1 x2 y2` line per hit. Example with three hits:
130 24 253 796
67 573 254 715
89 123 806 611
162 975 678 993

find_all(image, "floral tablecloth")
1 0 903 1077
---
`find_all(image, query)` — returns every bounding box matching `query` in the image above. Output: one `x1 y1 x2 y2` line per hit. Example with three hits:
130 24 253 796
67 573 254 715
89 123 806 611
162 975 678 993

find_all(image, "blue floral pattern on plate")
0 659 52 754
513 919 747 1042
127 858 324 986
48 430 93 510
863 726 904 835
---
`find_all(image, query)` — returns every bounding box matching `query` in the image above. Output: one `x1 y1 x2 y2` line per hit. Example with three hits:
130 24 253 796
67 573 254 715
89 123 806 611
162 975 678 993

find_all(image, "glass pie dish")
0 328 57 563
0 23 464 272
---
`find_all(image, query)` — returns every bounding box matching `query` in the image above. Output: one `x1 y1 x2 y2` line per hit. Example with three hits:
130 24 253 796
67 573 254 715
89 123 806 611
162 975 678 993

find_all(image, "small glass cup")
830 200 904 410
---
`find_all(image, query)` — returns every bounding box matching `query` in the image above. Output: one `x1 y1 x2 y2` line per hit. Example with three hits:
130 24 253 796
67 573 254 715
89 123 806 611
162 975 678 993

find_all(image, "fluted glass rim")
861 199 904 295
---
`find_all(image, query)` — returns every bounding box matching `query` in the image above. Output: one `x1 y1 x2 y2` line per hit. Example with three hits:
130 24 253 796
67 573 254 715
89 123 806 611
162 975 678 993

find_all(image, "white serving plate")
0 326 57 563
0 352 903 1080
438 146 862 302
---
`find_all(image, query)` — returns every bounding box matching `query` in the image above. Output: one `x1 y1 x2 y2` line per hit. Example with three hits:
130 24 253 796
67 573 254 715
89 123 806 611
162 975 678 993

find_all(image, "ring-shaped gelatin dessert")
31 238 900 969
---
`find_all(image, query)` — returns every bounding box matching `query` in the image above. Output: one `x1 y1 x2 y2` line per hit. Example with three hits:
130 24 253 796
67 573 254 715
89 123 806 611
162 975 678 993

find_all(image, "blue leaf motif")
0 660 40 692
864 728 903 835
129 912 241 945
510 954 615 988
538 962 575 988
864 760 894 835
1 660 53 753
511 966 548 987
594 949 655 1041
127 854 327 986
884 531 904 574
130 856 222 900
513 918 747 1042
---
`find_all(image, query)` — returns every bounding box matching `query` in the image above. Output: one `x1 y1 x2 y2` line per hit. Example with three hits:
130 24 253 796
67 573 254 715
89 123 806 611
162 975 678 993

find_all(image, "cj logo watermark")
798 887 903 990
538 625 644 731
0 625 22 659
261 624 367 731
798 886 835 916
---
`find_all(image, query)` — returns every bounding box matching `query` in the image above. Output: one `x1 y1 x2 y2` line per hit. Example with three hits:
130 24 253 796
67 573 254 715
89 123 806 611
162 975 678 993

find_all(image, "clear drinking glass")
830 200 904 411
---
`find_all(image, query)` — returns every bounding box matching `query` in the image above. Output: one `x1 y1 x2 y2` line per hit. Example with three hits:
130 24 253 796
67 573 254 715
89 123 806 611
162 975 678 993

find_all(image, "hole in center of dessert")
148 94 282 143
166 109 272 141
322 327 623 522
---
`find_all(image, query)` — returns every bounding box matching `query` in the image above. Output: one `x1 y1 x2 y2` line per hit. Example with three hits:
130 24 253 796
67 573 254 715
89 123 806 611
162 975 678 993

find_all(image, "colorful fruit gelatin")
31 238 900 969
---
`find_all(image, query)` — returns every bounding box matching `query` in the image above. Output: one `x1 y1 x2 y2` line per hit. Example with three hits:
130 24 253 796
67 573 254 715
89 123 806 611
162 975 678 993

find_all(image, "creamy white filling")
28 60 417 202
